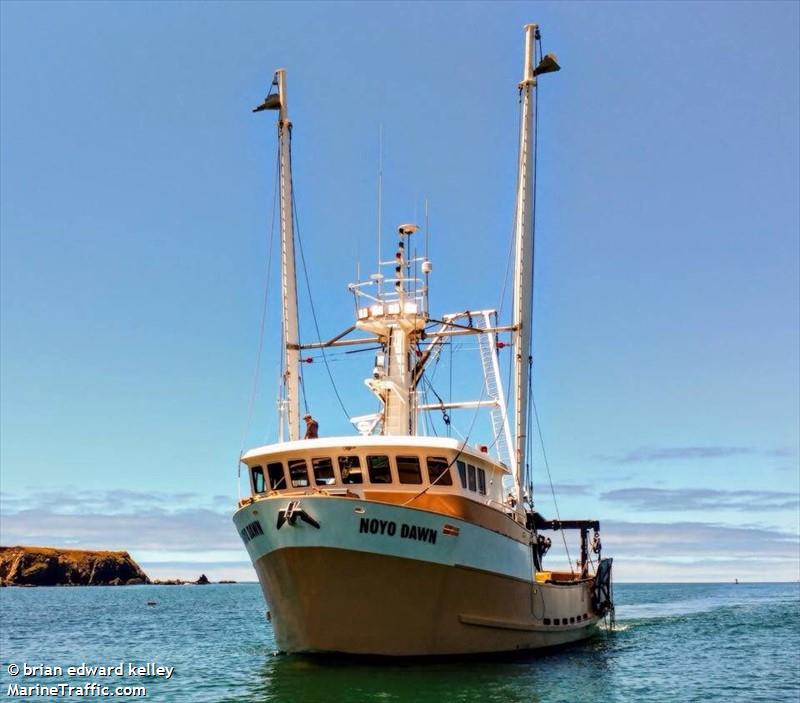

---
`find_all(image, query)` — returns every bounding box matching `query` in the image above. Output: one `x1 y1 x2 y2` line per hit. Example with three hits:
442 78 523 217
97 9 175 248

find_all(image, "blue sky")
1 1 798 582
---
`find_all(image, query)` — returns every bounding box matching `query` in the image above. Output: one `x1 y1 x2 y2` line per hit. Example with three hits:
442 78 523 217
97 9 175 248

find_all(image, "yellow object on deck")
535 571 552 583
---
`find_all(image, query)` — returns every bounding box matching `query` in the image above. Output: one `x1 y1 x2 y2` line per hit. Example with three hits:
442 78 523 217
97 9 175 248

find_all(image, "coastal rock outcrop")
151 575 224 585
0 546 150 586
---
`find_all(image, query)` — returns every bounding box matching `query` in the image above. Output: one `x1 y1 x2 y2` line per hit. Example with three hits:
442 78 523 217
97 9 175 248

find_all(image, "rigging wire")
301 341 488 365
277 324 285 440
402 379 486 506
498 80 526 323
474 78 527 492
448 331 453 437
240 143 280 454
527 30 573 568
406 323 496 506
406 324 498 506
525 358 533 500
423 116 518 461
288 131 351 422
404 132 523 509
299 357 310 416
419 339 445 437
531 390 574 573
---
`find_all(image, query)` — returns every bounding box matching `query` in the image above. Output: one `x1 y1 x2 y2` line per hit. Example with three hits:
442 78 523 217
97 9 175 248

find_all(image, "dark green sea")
1 582 798 702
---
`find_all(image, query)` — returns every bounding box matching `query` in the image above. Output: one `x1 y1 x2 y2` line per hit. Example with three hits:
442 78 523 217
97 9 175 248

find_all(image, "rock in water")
195 574 210 585
0 546 150 587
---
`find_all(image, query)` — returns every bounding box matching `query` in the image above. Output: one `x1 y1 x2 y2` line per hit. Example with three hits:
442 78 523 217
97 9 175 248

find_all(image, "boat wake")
615 590 798 627
615 597 725 621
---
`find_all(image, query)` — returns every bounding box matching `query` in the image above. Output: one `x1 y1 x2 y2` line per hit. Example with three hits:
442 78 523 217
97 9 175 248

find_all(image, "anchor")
276 501 321 530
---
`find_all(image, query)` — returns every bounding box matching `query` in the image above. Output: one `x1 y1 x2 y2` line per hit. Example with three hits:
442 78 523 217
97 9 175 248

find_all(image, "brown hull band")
362 490 531 544
255 546 599 656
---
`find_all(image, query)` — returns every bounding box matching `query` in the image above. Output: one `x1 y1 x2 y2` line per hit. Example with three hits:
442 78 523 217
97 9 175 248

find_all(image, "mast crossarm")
531 513 600 532
433 324 517 339
417 400 500 411
289 325 374 350
531 514 600 580
293 321 521 352
293 336 381 350
426 316 515 334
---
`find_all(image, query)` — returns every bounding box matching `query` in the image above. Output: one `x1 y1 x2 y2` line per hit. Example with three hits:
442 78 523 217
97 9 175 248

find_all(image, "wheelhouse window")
312 457 335 486
467 464 477 492
338 456 363 484
457 460 467 489
477 467 487 495
287 458 310 487
267 462 286 490
251 466 266 493
396 456 422 484
367 455 392 484
427 457 453 486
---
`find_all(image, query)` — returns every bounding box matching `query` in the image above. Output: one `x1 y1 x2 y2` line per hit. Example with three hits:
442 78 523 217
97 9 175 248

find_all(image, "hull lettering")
359 518 437 544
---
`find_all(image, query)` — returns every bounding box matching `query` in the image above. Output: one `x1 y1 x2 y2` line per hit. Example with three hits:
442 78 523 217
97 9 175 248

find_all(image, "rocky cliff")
0 546 150 586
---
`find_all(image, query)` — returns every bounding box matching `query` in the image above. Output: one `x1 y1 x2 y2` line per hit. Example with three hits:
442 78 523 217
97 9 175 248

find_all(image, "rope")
405 342 494 506
420 340 444 436
288 130 351 422
299 357 310 416
448 331 453 437
490 82 522 460
402 407 481 506
497 85 525 321
531 390 573 573
525 356 533 492
277 295 287 439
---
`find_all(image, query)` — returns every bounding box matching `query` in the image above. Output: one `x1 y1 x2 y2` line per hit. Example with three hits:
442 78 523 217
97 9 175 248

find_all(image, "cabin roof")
241 435 511 473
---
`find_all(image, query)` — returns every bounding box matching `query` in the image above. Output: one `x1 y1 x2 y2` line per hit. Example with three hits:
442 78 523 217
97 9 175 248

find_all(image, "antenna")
424 198 429 260
424 198 430 310
377 125 383 291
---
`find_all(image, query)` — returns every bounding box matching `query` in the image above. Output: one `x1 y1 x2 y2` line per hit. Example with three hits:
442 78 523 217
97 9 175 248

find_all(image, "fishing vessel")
233 24 614 656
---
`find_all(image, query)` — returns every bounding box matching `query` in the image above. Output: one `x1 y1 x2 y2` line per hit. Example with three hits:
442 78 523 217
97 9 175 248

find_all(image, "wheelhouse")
241 436 511 510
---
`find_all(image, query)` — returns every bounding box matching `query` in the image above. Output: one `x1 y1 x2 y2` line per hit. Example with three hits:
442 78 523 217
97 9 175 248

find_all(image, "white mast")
382 226 416 436
352 223 427 437
254 69 301 441
512 25 559 502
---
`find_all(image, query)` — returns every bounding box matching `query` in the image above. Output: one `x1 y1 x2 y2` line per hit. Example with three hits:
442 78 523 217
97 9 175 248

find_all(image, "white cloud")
2 489 798 582
601 487 799 512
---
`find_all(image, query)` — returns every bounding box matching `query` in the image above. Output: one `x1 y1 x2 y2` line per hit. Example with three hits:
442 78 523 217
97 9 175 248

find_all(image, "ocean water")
1 582 798 702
